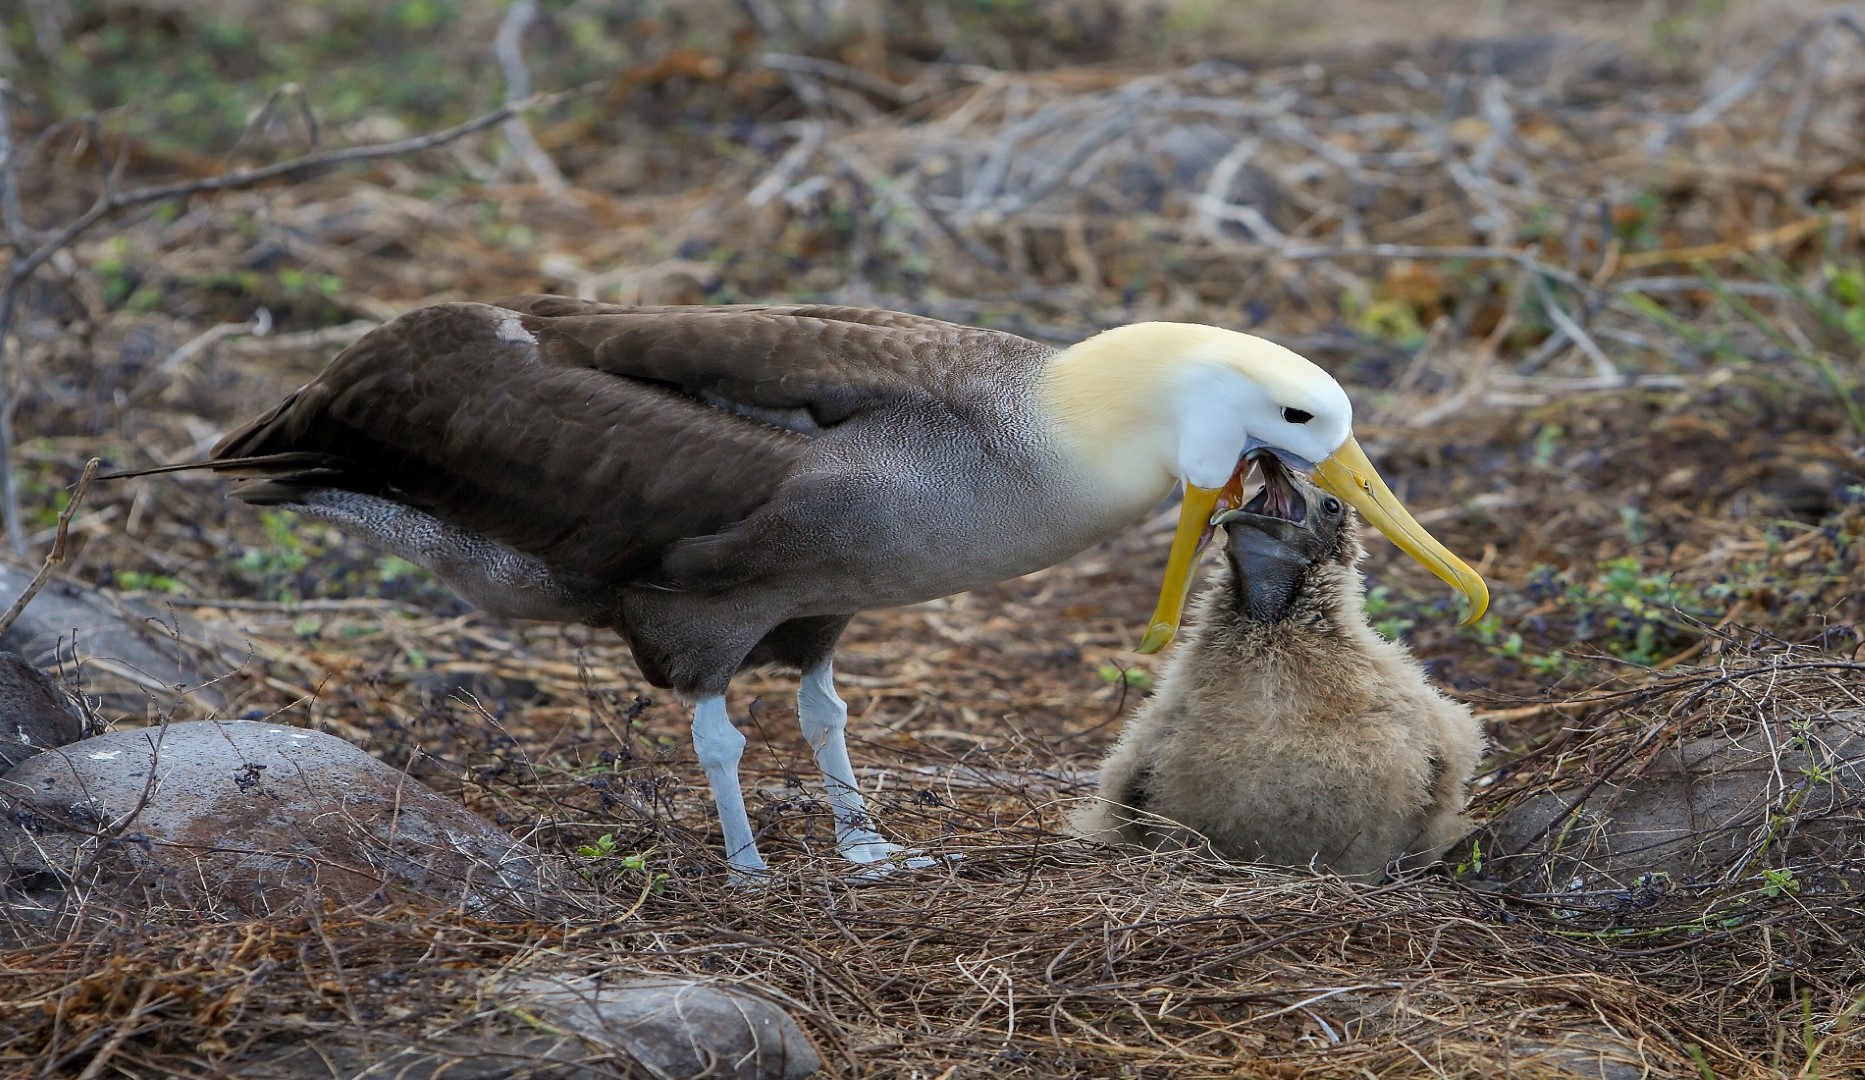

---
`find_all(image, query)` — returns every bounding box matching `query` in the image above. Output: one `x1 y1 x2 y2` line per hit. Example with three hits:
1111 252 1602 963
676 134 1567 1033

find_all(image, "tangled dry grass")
3 643 1861 1078
3 1 1864 1075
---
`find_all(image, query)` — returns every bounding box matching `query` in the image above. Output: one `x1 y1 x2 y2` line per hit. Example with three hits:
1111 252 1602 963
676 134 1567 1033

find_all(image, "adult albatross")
112 295 1488 874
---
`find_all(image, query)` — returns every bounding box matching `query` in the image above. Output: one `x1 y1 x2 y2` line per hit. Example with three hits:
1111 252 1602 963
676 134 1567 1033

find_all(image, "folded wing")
211 298 1037 585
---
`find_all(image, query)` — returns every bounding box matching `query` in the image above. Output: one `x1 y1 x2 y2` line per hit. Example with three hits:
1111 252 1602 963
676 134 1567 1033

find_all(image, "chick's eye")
1322 496 1343 515
1282 407 1313 424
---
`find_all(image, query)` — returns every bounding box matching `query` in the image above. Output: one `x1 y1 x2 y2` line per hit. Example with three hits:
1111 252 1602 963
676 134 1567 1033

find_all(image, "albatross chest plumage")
113 295 1489 875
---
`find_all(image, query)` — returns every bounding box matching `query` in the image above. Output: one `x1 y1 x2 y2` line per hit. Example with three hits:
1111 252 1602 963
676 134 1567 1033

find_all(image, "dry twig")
0 456 97 639
493 0 566 193
0 84 592 554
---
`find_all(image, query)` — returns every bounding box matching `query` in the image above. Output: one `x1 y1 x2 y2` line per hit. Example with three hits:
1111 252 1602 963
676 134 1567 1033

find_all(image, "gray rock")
0 652 85 769
233 1033 617 1079
510 975 821 1080
1521 1032 1654 1080
0 564 237 716
1422 1030 1650 1080
1467 712 1865 893
0 720 575 922
230 976 822 1080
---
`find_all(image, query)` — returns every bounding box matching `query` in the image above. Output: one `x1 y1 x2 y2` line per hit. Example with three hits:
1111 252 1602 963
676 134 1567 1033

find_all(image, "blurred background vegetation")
2 0 1862 691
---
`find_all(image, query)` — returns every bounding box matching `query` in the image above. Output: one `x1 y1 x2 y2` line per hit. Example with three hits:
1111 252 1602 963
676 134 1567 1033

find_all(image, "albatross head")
1044 323 1489 653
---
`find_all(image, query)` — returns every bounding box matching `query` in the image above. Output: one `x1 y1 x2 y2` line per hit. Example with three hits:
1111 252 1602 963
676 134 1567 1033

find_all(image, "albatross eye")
1321 496 1343 515
1282 407 1313 424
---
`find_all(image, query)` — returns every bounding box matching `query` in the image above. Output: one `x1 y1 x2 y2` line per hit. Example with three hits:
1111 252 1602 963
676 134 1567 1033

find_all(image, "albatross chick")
1077 462 1486 881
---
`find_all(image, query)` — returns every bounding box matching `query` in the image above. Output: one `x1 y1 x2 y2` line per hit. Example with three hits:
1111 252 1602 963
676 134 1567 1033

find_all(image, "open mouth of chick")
1236 452 1307 524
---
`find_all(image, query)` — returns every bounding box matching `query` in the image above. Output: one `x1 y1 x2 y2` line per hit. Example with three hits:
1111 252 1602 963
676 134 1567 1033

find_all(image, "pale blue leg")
691 696 767 875
798 661 906 864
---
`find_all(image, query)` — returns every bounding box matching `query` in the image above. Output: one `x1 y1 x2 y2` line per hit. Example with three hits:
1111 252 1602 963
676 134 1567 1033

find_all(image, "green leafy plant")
232 510 311 600
1362 584 1416 643
576 833 622 860
1452 837 1483 875
1828 262 1865 338
1556 556 1718 665
574 836 668 896
1529 423 1563 468
11 1 482 156
1624 253 1865 438
1098 664 1153 692
1486 619 1572 676
1343 291 1428 349
1610 191 1665 250
115 570 183 594
1699 260 1865 438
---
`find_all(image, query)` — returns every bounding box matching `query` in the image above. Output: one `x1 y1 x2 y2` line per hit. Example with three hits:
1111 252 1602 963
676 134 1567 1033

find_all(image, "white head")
1163 330 1354 488
1042 322 1488 653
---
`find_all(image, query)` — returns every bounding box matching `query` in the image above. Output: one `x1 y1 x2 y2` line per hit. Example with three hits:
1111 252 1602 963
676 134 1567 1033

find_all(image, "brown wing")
211 298 1042 584
495 294 1027 425
495 294 966 333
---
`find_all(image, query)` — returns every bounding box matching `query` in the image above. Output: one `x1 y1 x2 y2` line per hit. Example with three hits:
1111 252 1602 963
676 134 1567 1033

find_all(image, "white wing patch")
494 313 536 346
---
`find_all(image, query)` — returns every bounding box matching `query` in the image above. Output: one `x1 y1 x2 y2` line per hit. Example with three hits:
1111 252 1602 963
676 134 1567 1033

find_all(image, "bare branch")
1275 243 1594 292
760 53 914 106
1 85 586 306
128 308 274 403
226 319 377 358
0 84 594 554
1645 10 1865 153
1193 139 1286 244
747 121 826 207
24 0 67 61
239 83 323 157
0 82 25 556
0 406 18 557
734 0 793 39
0 457 97 639
494 0 566 192
1528 274 1618 379
0 81 24 254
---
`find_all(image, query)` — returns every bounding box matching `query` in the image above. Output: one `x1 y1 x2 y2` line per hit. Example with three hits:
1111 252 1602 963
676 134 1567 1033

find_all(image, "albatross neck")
1036 322 1253 518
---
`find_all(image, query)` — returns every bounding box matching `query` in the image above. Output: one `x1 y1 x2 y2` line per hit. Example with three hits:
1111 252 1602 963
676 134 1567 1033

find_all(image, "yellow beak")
1311 435 1489 625
1136 482 1225 654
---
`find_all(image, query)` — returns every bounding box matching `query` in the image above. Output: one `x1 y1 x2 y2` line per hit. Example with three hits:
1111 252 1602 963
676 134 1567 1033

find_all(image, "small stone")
0 652 85 770
509 974 822 1080
0 565 236 715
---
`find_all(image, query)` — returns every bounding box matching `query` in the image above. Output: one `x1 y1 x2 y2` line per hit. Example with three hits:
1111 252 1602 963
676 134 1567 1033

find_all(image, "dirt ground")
2 0 1864 1076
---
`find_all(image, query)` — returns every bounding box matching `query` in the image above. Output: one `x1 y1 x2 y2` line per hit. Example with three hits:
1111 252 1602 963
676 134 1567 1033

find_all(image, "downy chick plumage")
1077 464 1486 881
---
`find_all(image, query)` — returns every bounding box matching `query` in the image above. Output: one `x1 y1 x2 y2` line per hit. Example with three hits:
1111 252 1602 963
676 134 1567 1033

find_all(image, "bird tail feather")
98 451 351 483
